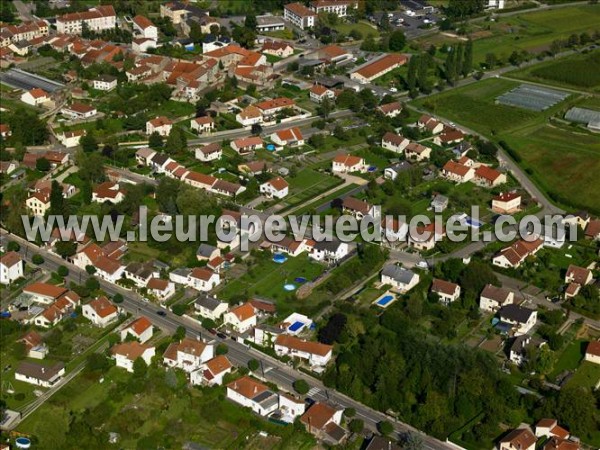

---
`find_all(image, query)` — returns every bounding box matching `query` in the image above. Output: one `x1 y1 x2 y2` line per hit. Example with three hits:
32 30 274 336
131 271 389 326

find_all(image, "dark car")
216 332 227 339
156 310 167 317
208 328 217 335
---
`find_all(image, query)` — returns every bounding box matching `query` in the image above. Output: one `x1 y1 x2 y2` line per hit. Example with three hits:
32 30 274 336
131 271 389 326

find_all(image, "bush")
171 303 188 316
57 265 69 277
7 241 20 252
216 343 228 355
348 418 364 433
32 254 44 265
378 420 394 436
293 379 309 395
248 359 259 372
344 407 356 418
113 293 124 303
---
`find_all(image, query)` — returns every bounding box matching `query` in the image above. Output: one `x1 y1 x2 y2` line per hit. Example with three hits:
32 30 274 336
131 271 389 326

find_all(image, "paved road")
12 0 35 22
2 231 454 449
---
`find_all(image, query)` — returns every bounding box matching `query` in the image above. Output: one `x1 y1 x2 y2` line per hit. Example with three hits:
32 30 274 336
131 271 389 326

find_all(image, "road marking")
307 387 320 396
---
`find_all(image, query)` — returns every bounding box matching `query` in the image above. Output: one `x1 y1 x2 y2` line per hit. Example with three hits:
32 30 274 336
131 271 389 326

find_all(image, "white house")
56 5 116 35
381 265 419 293
226 376 280 416
120 317 154 344
0 251 23 285
499 428 536 450
492 192 522 214
231 136 263 154
442 161 475 183
191 116 215 134
26 189 51 217
163 337 214 372
223 302 257 333
194 295 229 321
191 355 233 386
235 105 262 127
381 217 408 244
498 305 537 336
342 197 379 220
146 116 173 136
381 132 409 154
283 2 317 29
474 165 506 188
261 40 294 58
15 361 65 387
405 142 431 161
111 342 155 373
82 296 118 327
92 74 118 91
188 267 221 292
309 84 337 103
535 418 570 440
92 181 125 204
479 284 514 312
332 154 366 173
418 115 444 134
431 279 461 305
584 341 600 364
309 240 349 263
377 101 402 118
147 278 175 301
274 335 333 367
60 102 97 120
260 176 289 199
492 238 543 269
132 15 158 40
271 127 304 147
21 88 50 106
57 130 86 148
350 53 407 84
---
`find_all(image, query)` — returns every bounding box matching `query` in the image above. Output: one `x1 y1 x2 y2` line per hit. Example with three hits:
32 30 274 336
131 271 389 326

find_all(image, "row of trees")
444 40 474 85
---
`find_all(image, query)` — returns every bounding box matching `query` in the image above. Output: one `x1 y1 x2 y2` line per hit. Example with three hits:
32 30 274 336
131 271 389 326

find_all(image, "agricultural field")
506 50 600 92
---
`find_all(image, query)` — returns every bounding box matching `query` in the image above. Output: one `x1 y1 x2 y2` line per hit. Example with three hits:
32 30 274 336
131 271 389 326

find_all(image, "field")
280 168 342 210
506 50 600 92
333 20 380 39
216 254 326 316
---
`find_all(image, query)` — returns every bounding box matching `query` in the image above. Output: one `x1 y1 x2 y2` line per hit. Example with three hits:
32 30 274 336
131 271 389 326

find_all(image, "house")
0 124 11 139
509 335 547 366
309 240 349 263
584 340 600 364
431 194 449 212
383 161 412 181
236 105 262 127
224 302 257 333
194 142 222 162
0 161 18 175
271 127 304 147
169 268 191 286
535 419 570 440
92 181 125 204
182 171 215 190
309 84 337 103
310 0 357 17
160 1 209 25
195 295 229 321
274 335 333 367
381 265 420 293
163 337 214 372
57 130 86 148
20 88 50 106
418 115 444 134
15 361 65 387
283 2 317 29
191 355 233 386
23 282 67 304
92 74 118 91
377 101 402 118
261 40 294 58
433 127 466 146
381 217 408 244
442 161 475 183
132 15 158 40
146 116 172 136
60 102 97 120
365 436 402 450
332 154 366 173
584 219 600 240
0 251 23 284
350 53 408 84
381 132 409 153
431 279 461 305
543 437 580 450
190 116 215 134
408 223 445 251
19 331 48 359
498 304 537 336
266 236 307 257
300 402 346 445
226 376 280 416
499 428 536 450
123 261 157 288
405 142 431 161
255 97 295 118
196 243 220 262
72 243 125 283
56 5 116 34
26 189 51 216
82 296 118 327
492 238 543 269
565 264 593 286
474 165 506 187
278 393 306 423
147 278 175 300
492 192 522 214
120 316 154 343
480 284 514 312
111 342 155 373
342 197 379 220
188 267 220 291
256 14 286 33
260 177 289 199
231 136 263 154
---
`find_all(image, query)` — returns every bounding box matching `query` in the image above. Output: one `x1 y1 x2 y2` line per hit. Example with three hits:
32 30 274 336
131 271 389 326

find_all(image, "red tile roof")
126 316 152 336
586 340 600 357
0 251 21 268
431 278 459 296
24 282 67 299
228 302 256 322
353 53 407 79
132 15 154 30
275 335 332 357
87 296 118 318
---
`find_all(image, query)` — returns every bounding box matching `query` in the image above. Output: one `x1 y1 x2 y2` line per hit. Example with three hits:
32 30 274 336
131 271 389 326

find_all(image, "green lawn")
333 21 380 39
567 360 600 389
281 168 342 210
217 254 325 317
549 339 585 379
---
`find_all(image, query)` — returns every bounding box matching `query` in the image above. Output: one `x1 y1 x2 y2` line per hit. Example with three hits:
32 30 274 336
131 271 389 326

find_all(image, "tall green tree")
148 131 163 149
455 43 464 80
418 53 432 93
407 54 419 93
445 47 456 84
388 30 406 51
49 180 66 218
80 131 98 153
463 39 473 76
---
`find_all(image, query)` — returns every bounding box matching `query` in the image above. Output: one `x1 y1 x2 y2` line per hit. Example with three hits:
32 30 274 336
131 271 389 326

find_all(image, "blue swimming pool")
294 277 307 283
374 294 396 308
465 217 484 228
266 144 276 151
273 253 287 263
288 321 304 332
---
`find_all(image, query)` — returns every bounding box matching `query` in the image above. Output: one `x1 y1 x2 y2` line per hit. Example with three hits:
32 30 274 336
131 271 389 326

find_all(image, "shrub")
32 254 44 265
57 265 69 277
293 379 309 395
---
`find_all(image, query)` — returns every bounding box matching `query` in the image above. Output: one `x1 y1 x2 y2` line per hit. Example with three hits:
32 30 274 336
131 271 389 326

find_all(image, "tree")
57 265 69 277
445 47 457 84
293 379 309 395
244 12 257 31
80 132 98 153
87 353 111 372
556 385 597 437
49 180 66 218
455 43 464 78
407 54 419 92
7 241 20 252
417 53 432 93
388 30 406 51
132 357 148 378
148 131 163 149
401 431 424 450
378 421 394 436
32 254 44 264
165 127 186 154
85 277 100 292
251 123 262 136
247 359 259 372
85 265 96 275
173 326 186 341
485 53 497 69
55 240 77 259
463 39 473 76
216 343 228 355
318 313 347 344
348 419 364 433
77 152 105 183
113 293 124 303
35 157 50 172
318 97 332 119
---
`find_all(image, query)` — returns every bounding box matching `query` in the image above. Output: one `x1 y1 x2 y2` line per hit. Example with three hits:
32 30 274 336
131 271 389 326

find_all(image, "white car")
389 87 398 93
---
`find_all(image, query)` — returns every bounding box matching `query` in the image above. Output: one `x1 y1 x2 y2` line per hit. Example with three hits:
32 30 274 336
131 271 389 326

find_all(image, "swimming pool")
273 253 287 263
465 217 484 228
374 293 396 308
288 321 304 332
266 144 276 152
283 283 296 291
